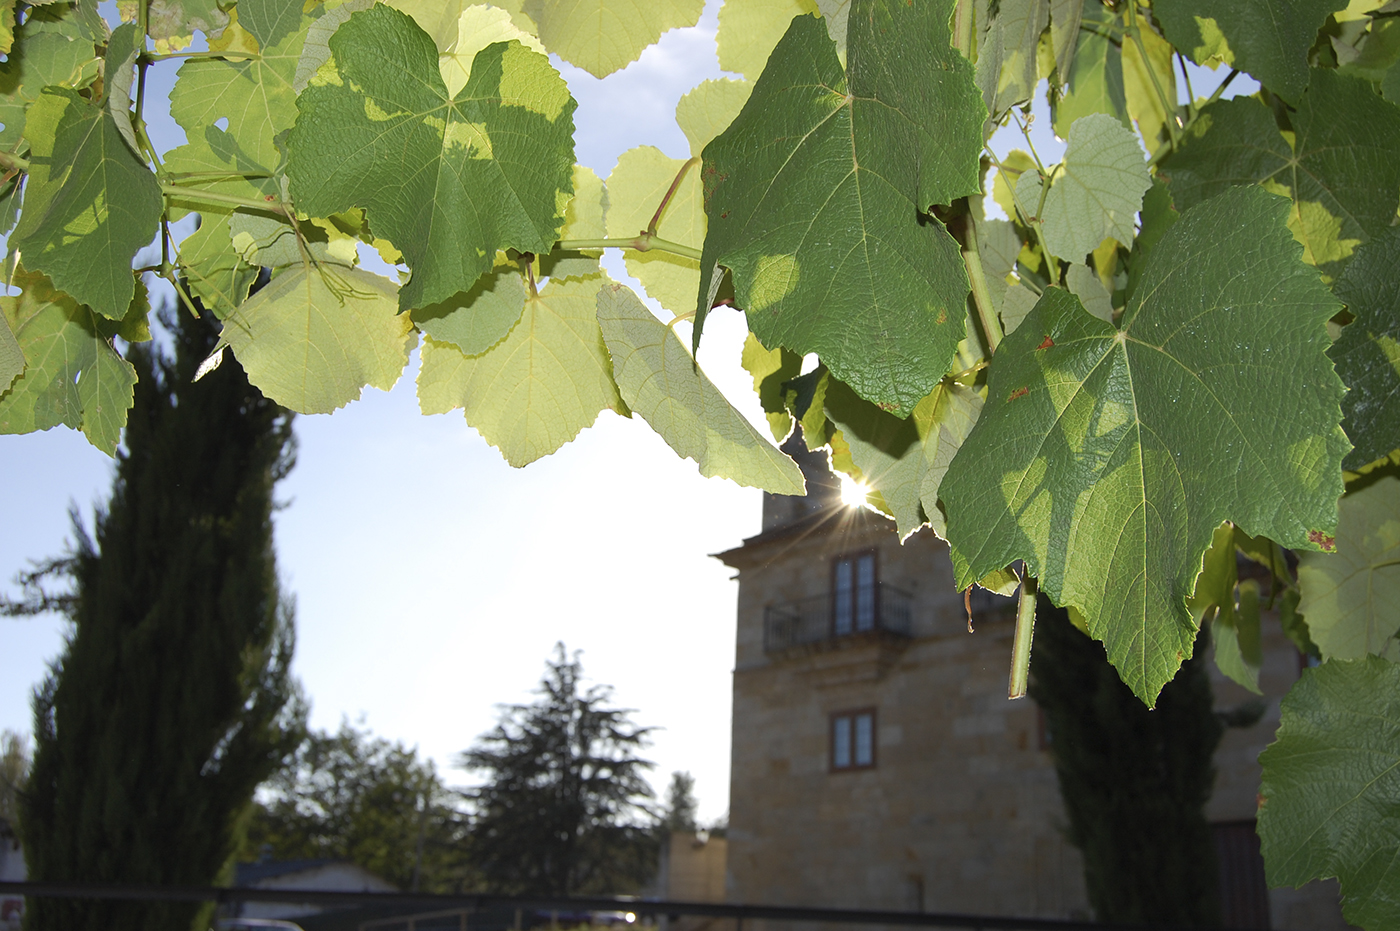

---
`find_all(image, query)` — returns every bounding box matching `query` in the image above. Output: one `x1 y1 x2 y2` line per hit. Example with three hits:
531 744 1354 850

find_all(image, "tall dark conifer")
1028 597 1223 926
13 306 303 931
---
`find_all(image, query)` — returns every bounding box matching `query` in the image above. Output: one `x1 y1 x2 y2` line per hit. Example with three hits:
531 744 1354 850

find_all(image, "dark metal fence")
763 584 912 652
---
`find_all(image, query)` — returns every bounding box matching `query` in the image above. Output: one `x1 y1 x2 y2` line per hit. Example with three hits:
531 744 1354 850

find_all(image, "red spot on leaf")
1256 793 1266 810
1037 335 1054 350
1007 386 1029 402
878 401 899 413
1307 530 1337 552
936 308 947 324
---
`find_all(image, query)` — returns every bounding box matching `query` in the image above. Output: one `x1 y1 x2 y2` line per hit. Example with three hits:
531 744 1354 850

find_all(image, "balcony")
763 583 913 653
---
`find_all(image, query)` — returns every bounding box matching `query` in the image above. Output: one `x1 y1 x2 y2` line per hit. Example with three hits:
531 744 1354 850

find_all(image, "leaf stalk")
1009 574 1039 699
556 235 702 261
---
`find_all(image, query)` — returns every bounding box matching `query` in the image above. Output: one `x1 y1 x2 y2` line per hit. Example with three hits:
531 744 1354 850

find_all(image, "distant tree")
0 730 27 831
247 721 472 892
1028 598 1223 926
460 644 657 896
5 307 304 931
662 771 698 834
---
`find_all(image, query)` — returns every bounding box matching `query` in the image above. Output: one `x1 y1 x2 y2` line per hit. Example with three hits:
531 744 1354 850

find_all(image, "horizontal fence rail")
0 881 1264 931
764 584 912 652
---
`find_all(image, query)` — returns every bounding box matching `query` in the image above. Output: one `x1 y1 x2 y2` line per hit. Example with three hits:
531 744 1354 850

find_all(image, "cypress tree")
12 306 304 931
1028 597 1224 926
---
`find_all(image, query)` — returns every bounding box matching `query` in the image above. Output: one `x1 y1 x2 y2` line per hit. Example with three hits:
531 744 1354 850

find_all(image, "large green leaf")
10 87 161 321
119 0 229 52
1189 522 1264 693
411 255 527 355
696 2 984 418
740 331 802 443
417 276 625 467
675 78 752 158
941 186 1348 704
715 0 818 80
1159 70 1400 278
522 0 704 78
0 7 100 145
1332 227 1400 469
219 264 414 414
239 0 303 51
1029 113 1151 261
1154 0 1348 103
597 283 803 494
0 267 136 454
823 376 983 540
1297 477 1400 660
288 5 576 313
1258 655 1400 931
0 307 24 392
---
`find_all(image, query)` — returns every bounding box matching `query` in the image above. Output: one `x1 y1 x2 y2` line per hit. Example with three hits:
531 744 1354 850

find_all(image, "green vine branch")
1009 573 1039 700
555 234 702 261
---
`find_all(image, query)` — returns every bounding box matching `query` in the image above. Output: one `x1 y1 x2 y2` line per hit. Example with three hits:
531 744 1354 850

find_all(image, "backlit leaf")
607 146 702 315
240 0 302 51
1154 0 1348 103
1258 656 1400 931
178 215 258 321
0 266 136 454
1189 522 1264 693
675 78 752 157
1297 477 1400 659
126 0 229 53
541 164 607 282
741 331 802 443
287 5 576 313
976 0 1048 118
0 11 100 148
10 87 161 321
220 264 414 414
522 0 704 78
294 0 374 93
1037 113 1151 261
387 0 469 52
1331 227 1400 469
941 186 1348 704
1121 16 1176 152
815 0 850 56
440 4 546 96
598 283 803 494
696 3 984 418
1160 69 1400 280
411 255 527 355
417 275 624 466
715 0 818 80
1047 0 1083 78
0 307 23 392
1051 2 1129 138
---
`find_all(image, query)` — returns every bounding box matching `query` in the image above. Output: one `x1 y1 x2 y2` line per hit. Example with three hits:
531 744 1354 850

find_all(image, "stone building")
715 444 1348 929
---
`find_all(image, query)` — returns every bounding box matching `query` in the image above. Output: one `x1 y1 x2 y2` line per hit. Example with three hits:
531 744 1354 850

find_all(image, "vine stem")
0 152 29 172
159 182 290 216
143 49 257 63
1145 68 1239 168
952 0 975 58
647 157 699 235
962 213 1002 354
556 234 702 261
1009 574 1039 700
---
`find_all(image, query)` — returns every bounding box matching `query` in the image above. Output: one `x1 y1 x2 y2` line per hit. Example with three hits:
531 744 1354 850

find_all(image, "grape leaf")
1048 0 1083 78
239 0 302 51
1189 522 1264 694
102 23 142 159
411 255 527 355
219 264 414 414
696 4 984 418
417 276 625 466
521 0 704 78
597 283 804 494
294 0 374 93
1258 655 1400 931
0 266 136 454
976 0 1048 118
1065 262 1114 323
0 9 101 145
977 218 1022 322
0 0 14 56
1121 16 1176 152
675 78 752 157
440 4 546 96
122 0 229 53
386 0 469 53
815 0 850 56
1154 0 1348 103
1051 1 1128 137
1037 113 1151 261
179 216 258 320
170 3 319 176
941 186 1349 704
10 87 161 322
607 146 702 315
1331 227 1400 469
288 5 576 313
715 0 818 80
0 308 23 392
824 376 983 540
1159 70 1400 278
1297 477 1400 659
741 331 802 443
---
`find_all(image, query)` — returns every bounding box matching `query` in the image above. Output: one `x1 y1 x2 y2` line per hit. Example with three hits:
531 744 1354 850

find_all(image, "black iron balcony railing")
763 583 913 653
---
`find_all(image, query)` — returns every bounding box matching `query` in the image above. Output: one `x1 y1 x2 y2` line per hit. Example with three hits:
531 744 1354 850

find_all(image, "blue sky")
0 1 1251 824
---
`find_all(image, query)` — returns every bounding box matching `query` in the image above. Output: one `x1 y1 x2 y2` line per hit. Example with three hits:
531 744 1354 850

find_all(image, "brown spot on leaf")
1007 386 1029 402
1257 793 1266 810
878 401 899 413
936 307 947 324
1307 530 1337 552
1037 335 1054 350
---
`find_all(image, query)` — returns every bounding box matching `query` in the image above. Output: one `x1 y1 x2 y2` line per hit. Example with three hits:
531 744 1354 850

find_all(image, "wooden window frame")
830 549 879 637
830 707 877 772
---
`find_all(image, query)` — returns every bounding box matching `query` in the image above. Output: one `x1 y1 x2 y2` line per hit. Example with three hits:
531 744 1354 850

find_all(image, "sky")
0 1 1251 826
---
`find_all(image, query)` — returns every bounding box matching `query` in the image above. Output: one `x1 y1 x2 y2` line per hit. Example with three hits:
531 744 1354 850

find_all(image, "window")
832 551 877 635
830 709 876 771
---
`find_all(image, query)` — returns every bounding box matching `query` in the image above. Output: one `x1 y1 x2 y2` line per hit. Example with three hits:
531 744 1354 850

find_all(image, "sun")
838 474 869 508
